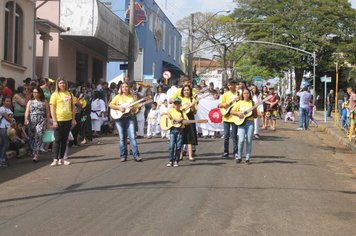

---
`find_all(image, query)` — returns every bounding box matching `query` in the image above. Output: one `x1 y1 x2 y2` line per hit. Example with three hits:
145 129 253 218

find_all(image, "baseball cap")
173 97 182 104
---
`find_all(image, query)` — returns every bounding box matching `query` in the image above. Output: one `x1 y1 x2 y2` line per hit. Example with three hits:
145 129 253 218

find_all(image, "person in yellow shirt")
218 79 240 158
166 97 187 167
179 85 198 161
169 76 197 102
230 88 258 164
109 82 142 162
49 79 76 167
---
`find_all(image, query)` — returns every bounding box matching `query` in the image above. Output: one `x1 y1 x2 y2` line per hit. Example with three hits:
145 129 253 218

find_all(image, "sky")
154 0 356 25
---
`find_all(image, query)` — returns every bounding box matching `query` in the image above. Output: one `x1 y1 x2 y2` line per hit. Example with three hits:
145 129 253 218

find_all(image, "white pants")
254 118 259 135
147 122 159 136
202 128 215 136
284 112 295 122
161 129 170 139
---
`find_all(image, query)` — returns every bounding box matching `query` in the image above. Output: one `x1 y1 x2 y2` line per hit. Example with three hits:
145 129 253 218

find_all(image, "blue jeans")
223 121 238 154
169 128 183 162
299 107 309 130
327 104 333 117
237 120 254 160
0 128 10 162
341 108 348 129
115 116 140 159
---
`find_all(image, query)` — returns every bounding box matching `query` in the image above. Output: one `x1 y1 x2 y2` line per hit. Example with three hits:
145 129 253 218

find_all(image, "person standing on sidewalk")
326 89 334 118
49 79 76 167
296 87 311 130
0 97 14 167
347 87 356 134
24 86 51 162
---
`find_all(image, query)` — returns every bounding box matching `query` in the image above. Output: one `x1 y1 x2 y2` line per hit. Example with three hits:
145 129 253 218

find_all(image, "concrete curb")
317 124 356 153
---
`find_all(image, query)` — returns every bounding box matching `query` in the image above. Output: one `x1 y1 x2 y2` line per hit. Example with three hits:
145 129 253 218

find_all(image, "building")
35 0 135 85
0 0 35 85
107 0 183 85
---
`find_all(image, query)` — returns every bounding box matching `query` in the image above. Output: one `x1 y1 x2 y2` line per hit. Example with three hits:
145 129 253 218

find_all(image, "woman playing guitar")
109 82 142 162
179 85 198 161
230 88 258 164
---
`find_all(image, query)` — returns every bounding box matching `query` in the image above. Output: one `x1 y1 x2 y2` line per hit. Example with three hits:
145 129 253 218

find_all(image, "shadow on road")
1 180 355 204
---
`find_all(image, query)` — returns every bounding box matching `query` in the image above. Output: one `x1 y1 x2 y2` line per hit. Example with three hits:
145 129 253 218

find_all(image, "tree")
176 13 244 79
232 0 356 89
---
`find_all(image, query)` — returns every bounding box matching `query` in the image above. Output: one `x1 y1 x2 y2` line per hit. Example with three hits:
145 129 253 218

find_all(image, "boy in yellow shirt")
166 98 187 167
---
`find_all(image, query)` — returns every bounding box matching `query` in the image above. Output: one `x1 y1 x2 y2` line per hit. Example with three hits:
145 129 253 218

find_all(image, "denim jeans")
115 116 139 158
327 104 333 117
237 120 254 160
223 121 238 154
299 107 309 130
169 128 183 162
0 128 10 162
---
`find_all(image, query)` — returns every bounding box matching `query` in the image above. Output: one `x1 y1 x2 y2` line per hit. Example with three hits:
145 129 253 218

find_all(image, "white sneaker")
173 161 179 167
166 161 173 167
58 159 71 166
296 127 303 131
63 160 71 166
50 160 58 167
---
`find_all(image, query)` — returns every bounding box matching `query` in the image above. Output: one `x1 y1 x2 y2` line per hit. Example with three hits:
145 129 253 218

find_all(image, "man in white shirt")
166 80 178 105
296 87 311 130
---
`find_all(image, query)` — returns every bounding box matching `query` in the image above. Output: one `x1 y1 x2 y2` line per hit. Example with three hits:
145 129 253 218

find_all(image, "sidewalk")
314 110 356 153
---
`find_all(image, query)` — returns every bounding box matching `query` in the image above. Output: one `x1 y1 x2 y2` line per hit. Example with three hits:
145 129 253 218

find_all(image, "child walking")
167 98 187 167
159 99 170 139
146 102 160 138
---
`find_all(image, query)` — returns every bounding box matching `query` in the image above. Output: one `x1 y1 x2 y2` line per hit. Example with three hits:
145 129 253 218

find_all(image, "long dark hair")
31 86 45 101
180 85 193 101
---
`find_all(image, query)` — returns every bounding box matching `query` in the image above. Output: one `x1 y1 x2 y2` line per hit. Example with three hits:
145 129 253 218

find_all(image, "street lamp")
188 9 231 80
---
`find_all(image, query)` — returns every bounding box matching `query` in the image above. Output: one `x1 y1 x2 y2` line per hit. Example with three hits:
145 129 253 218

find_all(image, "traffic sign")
162 71 171 79
320 75 331 83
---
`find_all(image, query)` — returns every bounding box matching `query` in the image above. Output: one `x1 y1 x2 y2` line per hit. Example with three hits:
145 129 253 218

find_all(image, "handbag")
42 130 55 143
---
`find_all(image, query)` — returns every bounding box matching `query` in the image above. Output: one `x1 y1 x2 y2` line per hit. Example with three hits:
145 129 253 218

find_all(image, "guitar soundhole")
165 118 168 127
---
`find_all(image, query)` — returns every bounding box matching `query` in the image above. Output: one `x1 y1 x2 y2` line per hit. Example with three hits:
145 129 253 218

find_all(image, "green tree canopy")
232 0 356 89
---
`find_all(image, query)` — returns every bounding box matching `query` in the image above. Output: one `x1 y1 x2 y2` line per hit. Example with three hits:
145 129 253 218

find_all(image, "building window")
3 1 23 65
162 22 166 51
148 10 153 32
173 35 177 61
168 30 172 56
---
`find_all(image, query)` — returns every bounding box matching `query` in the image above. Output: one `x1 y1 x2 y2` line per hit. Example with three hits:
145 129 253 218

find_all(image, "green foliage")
232 0 356 89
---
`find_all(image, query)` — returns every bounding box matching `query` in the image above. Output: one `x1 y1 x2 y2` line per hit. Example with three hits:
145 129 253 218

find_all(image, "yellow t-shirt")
232 100 255 122
168 107 188 128
180 96 197 113
110 94 138 115
170 87 197 101
220 90 240 122
50 91 74 121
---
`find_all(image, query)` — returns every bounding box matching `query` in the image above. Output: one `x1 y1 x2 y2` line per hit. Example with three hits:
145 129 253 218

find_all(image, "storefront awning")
59 0 138 61
162 61 185 78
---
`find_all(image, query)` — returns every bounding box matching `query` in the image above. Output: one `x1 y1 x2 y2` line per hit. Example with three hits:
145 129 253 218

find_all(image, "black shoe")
221 153 229 158
245 160 251 165
236 158 242 163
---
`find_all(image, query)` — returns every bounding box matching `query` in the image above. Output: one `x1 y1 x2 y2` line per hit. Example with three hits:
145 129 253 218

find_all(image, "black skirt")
182 112 198 145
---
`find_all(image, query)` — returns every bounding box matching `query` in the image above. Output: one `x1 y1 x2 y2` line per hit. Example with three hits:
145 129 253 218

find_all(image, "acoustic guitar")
110 96 150 120
232 95 273 126
220 96 240 116
181 93 210 114
160 114 208 131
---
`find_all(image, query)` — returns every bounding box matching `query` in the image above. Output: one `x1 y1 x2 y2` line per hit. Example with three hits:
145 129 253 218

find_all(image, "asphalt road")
0 123 355 236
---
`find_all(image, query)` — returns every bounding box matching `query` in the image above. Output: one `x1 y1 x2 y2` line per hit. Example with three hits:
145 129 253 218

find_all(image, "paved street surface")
1 122 356 236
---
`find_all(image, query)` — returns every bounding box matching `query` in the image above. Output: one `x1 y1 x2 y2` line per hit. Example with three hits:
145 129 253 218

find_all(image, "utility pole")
128 0 135 82
188 13 194 80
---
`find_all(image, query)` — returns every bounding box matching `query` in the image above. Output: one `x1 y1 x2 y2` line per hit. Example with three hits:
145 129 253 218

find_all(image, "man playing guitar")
218 79 241 158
